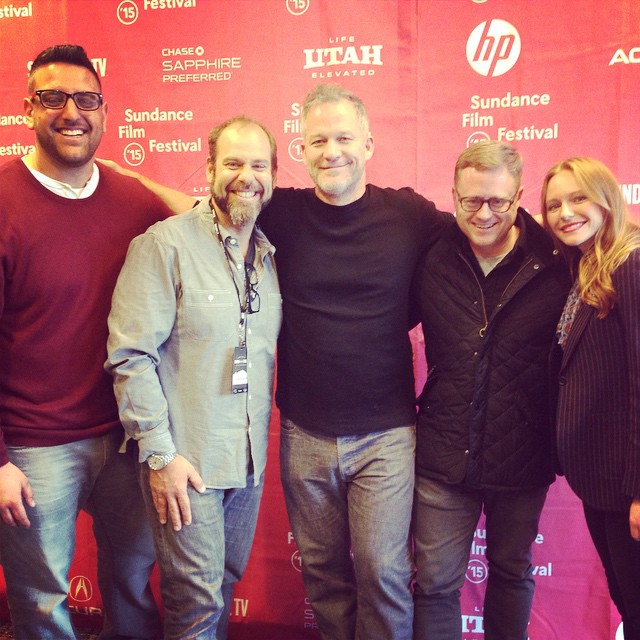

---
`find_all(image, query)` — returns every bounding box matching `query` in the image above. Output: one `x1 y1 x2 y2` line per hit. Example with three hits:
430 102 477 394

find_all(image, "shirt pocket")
180 289 236 342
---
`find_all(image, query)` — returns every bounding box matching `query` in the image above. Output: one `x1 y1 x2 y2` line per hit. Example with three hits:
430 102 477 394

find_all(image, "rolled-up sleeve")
105 229 178 462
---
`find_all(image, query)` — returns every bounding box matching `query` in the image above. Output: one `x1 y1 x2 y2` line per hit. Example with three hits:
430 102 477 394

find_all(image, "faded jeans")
0 432 160 640
280 417 415 640
139 464 263 640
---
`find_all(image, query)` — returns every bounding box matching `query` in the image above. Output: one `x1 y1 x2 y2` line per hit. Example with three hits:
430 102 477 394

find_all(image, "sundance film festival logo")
286 0 309 15
466 558 488 584
117 0 195 25
0 2 32 18
291 549 303 572
466 19 521 77
69 575 93 602
117 0 138 24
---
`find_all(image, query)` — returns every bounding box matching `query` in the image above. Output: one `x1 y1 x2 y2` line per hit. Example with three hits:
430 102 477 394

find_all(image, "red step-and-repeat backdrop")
0 1 639 638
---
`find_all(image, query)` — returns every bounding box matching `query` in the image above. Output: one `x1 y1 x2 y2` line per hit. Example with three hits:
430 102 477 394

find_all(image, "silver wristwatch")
147 451 177 470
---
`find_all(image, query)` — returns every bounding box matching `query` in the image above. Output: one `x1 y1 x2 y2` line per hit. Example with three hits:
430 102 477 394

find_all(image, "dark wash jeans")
413 476 548 640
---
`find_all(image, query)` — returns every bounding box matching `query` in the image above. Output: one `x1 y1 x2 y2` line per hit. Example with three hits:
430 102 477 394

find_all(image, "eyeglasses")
455 190 517 214
245 263 260 314
32 90 103 112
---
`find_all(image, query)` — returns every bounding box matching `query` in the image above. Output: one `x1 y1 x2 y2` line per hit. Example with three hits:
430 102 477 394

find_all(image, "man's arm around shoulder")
98 159 197 214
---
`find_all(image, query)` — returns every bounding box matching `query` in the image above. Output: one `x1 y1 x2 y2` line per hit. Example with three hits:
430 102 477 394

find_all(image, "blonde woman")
542 157 640 639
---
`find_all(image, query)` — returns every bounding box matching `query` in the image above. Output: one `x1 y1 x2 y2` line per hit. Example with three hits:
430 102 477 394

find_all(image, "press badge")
232 345 248 394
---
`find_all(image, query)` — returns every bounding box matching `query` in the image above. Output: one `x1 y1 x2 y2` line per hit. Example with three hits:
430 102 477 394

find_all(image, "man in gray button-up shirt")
105 116 281 640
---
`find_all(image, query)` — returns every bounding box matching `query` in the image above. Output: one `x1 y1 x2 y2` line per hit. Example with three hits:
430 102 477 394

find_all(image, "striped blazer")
555 249 640 512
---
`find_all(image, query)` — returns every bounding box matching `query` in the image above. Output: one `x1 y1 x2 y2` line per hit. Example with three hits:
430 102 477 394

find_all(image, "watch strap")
147 451 177 470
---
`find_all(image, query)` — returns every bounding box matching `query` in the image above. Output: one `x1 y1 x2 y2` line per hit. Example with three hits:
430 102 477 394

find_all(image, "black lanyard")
210 200 254 345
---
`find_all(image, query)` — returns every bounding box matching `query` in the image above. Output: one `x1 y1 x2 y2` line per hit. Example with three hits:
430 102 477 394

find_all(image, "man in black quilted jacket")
412 141 569 640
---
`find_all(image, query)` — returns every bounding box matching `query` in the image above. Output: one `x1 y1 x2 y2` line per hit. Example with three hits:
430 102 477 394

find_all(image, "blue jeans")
0 432 160 640
413 476 548 640
139 464 263 640
280 417 415 640
583 504 640 640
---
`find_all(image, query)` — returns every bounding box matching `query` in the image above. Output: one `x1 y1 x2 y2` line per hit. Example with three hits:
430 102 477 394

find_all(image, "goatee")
213 194 257 228
213 191 272 228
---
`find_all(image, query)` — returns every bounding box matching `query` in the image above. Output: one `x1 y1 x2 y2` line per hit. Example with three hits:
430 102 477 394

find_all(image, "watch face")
148 455 167 470
148 452 175 470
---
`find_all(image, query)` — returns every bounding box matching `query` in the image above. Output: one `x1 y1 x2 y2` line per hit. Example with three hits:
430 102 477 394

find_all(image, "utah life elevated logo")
466 19 521 77
303 35 383 79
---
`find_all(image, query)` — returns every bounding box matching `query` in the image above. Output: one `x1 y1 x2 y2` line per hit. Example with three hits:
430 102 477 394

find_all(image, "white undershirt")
21 157 99 199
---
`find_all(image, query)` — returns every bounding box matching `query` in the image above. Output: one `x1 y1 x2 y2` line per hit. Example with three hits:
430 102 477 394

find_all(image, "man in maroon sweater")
0 45 168 639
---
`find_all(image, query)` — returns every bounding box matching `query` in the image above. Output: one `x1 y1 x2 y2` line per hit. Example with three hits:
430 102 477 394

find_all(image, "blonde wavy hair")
541 157 640 318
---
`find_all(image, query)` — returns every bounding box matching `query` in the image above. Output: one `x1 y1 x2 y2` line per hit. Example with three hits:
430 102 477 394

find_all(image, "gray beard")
213 191 272 228
213 193 257 228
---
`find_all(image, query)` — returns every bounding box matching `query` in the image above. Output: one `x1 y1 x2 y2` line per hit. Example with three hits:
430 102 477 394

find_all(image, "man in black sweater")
259 84 450 640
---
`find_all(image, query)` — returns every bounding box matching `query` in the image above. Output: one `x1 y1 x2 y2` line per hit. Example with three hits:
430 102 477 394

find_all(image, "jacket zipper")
459 254 489 337
459 254 537 337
